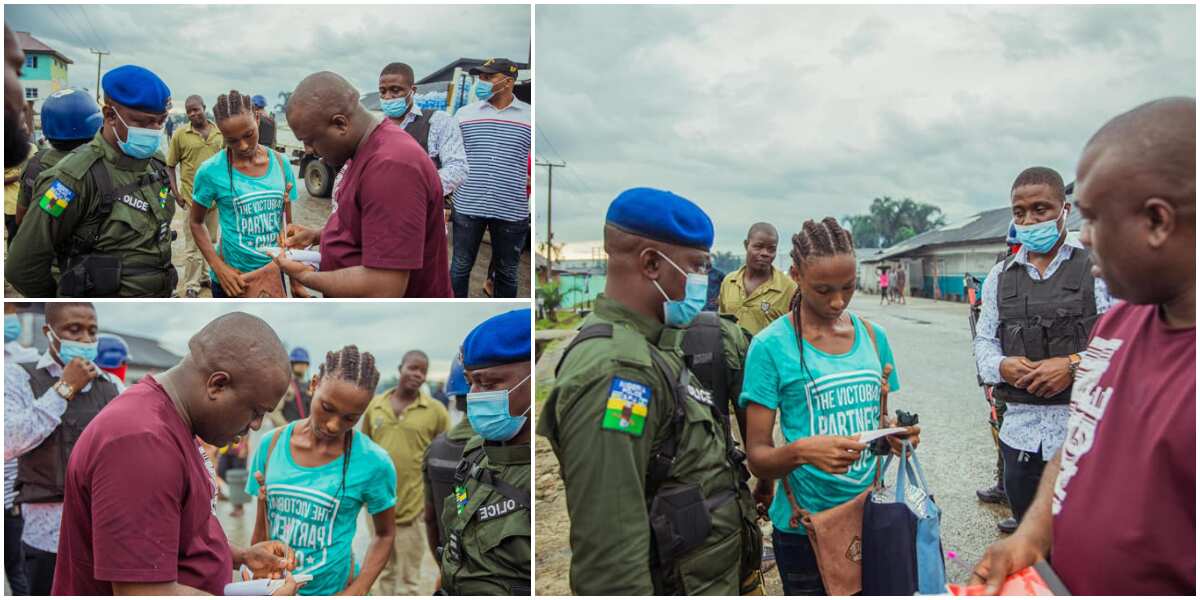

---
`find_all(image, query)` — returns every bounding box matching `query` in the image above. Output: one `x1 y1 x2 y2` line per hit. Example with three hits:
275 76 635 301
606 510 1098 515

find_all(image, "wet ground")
533 296 1013 595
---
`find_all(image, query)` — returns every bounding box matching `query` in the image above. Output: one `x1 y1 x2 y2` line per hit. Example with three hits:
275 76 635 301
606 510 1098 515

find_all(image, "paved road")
533 296 1013 594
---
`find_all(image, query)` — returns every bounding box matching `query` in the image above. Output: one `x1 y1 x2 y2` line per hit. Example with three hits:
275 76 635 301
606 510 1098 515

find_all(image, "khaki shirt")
166 121 222 203
718 265 797 335
363 388 449 524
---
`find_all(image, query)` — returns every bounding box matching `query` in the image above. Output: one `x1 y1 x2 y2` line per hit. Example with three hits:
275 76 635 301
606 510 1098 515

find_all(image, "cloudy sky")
90 301 526 381
6 3 529 113
535 4 1195 259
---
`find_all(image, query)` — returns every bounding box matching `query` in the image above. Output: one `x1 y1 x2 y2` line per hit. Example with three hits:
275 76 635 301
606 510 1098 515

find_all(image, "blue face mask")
49 329 98 364
466 374 531 442
653 250 708 327
5 314 21 343
473 79 495 101
1013 206 1066 254
112 108 162 159
380 95 410 118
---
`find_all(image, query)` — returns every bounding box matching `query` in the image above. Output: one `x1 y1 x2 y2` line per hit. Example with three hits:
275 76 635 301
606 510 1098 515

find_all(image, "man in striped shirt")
451 58 531 298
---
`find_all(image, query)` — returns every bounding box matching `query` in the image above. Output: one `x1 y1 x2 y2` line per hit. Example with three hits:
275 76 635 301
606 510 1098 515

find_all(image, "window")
24 55 36 69
24 88 38 100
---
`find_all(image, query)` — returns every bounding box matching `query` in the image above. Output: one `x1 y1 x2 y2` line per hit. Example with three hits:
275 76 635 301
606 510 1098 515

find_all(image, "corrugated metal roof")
863 202 1083 262
15 31 73 65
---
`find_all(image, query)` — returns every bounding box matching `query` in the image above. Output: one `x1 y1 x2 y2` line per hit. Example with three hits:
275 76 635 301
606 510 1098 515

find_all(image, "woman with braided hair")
738 217 922 595
247 346 398 596
190 89 300 297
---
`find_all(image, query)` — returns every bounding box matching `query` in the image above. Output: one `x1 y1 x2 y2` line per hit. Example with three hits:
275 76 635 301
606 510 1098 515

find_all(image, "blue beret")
101 65 171 113
462 309 531 369
95 334 130 369
605 187 714 250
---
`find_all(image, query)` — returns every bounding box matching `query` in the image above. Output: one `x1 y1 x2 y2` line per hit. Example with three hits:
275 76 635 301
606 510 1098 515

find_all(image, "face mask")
380 95 410 118
652 250 708 327
112 108 162 159
466 374 531 442
48 329 98 364
5 314 20 343
1013 206 1066 254
474 79 495 101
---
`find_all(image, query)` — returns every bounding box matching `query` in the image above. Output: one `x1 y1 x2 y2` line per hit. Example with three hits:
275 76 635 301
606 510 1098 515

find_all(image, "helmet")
95 334 131 369
41 88 103 141
446 353 469 397
289 347 310 364
252 95 267 109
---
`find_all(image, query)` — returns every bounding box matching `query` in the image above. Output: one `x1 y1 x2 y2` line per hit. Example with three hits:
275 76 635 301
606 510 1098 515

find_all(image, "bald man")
275 72 452 298
53 312 306 595
718 222 796 335
972 97 1195 596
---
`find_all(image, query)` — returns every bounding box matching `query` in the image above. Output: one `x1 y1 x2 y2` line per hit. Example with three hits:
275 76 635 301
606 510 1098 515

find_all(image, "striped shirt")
453 99 531 222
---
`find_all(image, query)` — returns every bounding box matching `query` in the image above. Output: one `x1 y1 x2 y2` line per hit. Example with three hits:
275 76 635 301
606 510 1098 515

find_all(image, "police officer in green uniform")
7 65 177 297
538 188 763 596
439 309 531 595
14 88 103 227
423 354 476 560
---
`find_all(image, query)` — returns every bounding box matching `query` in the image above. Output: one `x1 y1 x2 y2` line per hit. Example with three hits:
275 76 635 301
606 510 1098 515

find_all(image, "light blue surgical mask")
652 250 708 327
380 95 410 118
5 314 21 343
48 329 98 364
112 108 162 159
473 79 495 101
1013 205 1067 254
466 374 531 442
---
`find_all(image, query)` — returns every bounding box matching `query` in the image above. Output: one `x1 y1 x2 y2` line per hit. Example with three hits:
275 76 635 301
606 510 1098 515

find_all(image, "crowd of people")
3 304 532 595
2 25 531 299
539 95 1194 596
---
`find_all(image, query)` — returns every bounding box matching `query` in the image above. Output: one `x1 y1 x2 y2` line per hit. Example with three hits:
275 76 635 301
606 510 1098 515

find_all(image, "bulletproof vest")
680 312 749 422
403 111 442 169
426 431 470 549
15 362 119 504
18 148 50 209
993 248 1099 405
442 446 531 595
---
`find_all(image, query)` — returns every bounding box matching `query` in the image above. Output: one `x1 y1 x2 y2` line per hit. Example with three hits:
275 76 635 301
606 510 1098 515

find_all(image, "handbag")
777 310 892 596
870 440 946 595
862 442 919 595
235 150 290 298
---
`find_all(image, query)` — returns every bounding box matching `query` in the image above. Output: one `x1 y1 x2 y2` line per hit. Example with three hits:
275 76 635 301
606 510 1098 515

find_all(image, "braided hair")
317 345 381 501
212 90 256 196
788 217 856 381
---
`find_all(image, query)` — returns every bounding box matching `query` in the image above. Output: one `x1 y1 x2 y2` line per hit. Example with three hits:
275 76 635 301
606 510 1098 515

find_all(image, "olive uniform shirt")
537 295 756 595
7 132 177 297
718 265 797 335
166 121 223 204
363 388 450 525
438 436 531 595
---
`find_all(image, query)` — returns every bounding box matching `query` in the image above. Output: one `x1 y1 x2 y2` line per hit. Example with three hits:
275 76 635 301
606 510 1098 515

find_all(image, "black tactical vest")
15 362 119 504
403 111 442 169
426 431 470 548
993 247 1099 405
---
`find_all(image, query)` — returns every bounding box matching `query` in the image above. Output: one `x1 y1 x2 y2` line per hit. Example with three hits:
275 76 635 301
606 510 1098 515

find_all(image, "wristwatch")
52 379 76 401
1067 353 1082 378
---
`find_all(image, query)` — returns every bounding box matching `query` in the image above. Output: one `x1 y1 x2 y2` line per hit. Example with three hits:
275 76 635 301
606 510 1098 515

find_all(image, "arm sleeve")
973 264 1006 385
244 429 274 498
6 173 90 297
738 336 781 410
190 163 216 209
431 112 469 196
4 363 69 460
874 325 902 392
363 449 398 515
90 432 186 583
359 159 426 271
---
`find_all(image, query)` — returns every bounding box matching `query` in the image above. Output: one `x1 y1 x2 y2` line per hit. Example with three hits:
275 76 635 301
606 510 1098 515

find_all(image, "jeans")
772 528 828 596
1001 440 1046 523
22 542 56 596
5 509 29 595
450 212 526 298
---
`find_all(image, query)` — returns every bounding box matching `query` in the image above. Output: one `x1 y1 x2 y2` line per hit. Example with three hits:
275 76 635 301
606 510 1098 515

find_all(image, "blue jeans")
450 212 527 298
5 509 28 595
773 528 828 596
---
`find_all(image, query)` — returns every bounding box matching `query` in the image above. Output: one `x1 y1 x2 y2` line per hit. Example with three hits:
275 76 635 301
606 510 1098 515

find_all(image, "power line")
536 159 566 271
77 5 107 51
537 128 597 196
47 5 90 52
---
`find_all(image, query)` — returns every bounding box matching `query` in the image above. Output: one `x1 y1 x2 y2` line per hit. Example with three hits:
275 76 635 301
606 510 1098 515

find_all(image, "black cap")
469 58 519 78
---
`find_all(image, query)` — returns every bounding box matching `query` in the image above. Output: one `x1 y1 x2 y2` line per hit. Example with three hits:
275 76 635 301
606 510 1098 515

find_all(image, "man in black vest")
377 62 469 204
421 354 475 562
972 167 1113 533
3 302 122 594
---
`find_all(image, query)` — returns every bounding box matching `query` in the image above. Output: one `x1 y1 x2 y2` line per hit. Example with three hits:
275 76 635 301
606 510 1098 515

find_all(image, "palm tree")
274 91 292 115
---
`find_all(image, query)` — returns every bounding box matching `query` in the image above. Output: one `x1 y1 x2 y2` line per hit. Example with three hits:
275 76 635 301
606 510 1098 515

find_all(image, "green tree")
711 250 742 274
274 91 292 115
844 196 947 248
538 281 565 322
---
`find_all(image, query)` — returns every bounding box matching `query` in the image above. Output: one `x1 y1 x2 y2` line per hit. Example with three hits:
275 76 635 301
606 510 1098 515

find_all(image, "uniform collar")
1005 237 1082 271
184 120 220 140
483 441 530 465
373 387 432 417
593 295 664 344
732 264 789 296
94 130 154 172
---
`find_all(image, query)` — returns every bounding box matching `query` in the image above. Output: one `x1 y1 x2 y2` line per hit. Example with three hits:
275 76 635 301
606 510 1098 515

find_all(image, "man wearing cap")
439 308 531 595
450 58 531 298
7 64 178 298
253 95 276 148
15 89 104 228
421 354 475 566
166 94 223 298
538 188 762 595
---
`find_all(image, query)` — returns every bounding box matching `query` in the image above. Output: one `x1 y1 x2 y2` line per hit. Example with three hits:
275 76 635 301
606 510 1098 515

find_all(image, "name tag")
120 194 150 212
477 498 520 522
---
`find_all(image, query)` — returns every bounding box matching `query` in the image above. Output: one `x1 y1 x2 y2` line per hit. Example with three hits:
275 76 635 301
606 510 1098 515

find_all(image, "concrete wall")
862 242 1008 302
19 52 69 115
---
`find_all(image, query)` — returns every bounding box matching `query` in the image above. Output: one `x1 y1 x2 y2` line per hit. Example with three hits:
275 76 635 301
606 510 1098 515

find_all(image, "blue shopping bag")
903 443 947 595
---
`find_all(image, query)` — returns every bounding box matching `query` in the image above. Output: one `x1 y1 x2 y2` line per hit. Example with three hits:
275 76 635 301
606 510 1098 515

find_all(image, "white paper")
258 247 322 269
857 427 908 444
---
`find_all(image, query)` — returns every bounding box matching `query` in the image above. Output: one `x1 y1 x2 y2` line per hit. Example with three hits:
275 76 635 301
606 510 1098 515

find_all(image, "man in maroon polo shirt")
54 312 307 595
972 97 1195 595
276 71 453 298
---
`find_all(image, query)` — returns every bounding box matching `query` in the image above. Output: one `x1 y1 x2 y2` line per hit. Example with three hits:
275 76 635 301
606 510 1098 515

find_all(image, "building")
15 31 73 117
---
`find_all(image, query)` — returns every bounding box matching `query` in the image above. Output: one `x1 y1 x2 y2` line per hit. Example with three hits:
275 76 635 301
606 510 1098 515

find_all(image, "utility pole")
89 49 109 103
535 159 566 272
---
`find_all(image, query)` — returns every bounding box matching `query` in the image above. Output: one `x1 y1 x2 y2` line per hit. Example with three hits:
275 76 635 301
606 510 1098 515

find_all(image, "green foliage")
538 281 565 322
844 197 947 248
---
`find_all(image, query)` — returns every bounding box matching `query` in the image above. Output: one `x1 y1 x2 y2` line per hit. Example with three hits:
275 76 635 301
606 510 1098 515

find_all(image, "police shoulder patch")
602 376 651 437
38 179 77 217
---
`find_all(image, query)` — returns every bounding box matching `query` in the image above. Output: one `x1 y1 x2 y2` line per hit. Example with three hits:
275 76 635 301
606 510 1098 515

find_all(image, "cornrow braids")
213 90 256 196
788 217 857 380
315 345 381 501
